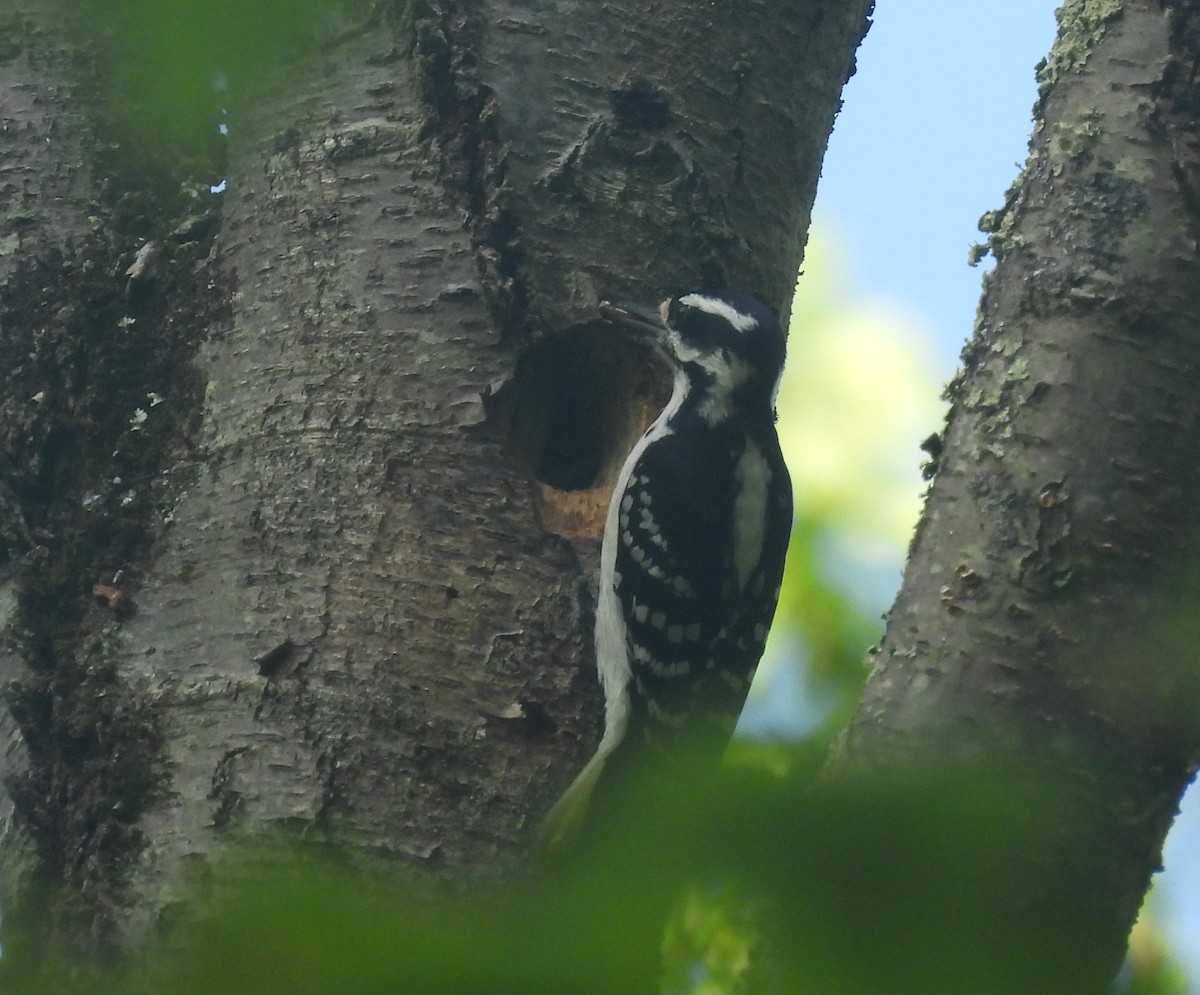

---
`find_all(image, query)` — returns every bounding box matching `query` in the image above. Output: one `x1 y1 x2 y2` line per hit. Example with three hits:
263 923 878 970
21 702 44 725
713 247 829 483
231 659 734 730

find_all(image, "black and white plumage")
540 290 793 851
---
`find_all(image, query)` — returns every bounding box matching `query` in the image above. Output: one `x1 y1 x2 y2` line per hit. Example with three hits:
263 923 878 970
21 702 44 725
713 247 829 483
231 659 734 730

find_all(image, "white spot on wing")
648 697 687 727
719 668 747 691
646 653 690 677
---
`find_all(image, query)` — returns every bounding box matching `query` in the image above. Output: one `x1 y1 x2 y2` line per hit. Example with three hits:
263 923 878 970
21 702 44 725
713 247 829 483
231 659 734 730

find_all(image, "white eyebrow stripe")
677 293 759 332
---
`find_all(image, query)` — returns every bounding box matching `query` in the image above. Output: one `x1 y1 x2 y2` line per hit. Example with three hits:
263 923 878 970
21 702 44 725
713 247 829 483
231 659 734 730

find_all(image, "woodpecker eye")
665 298 724 352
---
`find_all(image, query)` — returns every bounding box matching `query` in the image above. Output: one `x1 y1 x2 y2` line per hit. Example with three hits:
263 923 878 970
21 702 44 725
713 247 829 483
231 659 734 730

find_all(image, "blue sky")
811 0 1200 983
815 0 1058 376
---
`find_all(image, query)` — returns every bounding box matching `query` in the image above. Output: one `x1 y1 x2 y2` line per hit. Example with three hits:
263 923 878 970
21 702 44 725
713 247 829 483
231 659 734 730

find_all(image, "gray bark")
835 0 1200 986
0 0 868 963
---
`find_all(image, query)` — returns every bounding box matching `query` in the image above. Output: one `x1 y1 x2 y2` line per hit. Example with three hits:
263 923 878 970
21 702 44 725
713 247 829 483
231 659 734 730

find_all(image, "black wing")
614 419 792 760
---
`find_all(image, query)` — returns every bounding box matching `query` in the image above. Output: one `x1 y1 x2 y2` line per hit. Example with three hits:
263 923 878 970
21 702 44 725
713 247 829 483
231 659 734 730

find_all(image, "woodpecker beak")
598 300 666 340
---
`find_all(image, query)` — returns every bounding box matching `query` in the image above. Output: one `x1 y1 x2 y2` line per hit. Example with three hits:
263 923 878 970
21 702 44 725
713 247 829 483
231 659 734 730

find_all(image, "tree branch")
835 0 1200 984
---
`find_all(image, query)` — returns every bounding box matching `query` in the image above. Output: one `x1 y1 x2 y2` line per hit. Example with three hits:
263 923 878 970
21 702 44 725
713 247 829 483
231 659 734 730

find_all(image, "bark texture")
837 0 1200 985
0 6 98 941
0 0 870 959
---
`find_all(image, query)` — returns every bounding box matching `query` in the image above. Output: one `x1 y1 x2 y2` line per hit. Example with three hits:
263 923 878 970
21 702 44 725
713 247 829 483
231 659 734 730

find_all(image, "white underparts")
535 371 691 850
591 368 689 768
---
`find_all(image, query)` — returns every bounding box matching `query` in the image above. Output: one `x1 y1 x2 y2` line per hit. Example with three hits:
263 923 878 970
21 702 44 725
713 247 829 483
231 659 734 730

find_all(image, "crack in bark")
408 0 528 342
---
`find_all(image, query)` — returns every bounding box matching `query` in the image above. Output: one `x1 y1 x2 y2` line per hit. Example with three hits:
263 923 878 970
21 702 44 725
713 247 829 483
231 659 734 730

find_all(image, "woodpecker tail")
536 751 608 857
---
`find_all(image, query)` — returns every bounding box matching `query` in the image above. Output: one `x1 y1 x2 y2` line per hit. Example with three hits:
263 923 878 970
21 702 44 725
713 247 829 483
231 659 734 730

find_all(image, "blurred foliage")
771 516 878 733
1 231 1185 995
742 228 948 746
663 883 757 995
0 760 1160 995
53 0 350 192
0 8 1191 981
0 223 1188 993
1122 914 1191 995
777 234 945 550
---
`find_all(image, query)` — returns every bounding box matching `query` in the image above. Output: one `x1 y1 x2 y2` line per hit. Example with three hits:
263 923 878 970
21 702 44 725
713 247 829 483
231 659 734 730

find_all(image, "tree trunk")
835 0 1200 986
0 0 869 964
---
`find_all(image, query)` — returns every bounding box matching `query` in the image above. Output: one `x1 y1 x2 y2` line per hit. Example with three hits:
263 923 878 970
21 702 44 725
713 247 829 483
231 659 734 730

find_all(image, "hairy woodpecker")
540 290 793 851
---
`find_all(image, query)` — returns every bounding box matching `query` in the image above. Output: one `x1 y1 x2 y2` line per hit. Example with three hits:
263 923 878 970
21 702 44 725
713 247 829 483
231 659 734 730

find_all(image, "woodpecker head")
599 290 785 420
